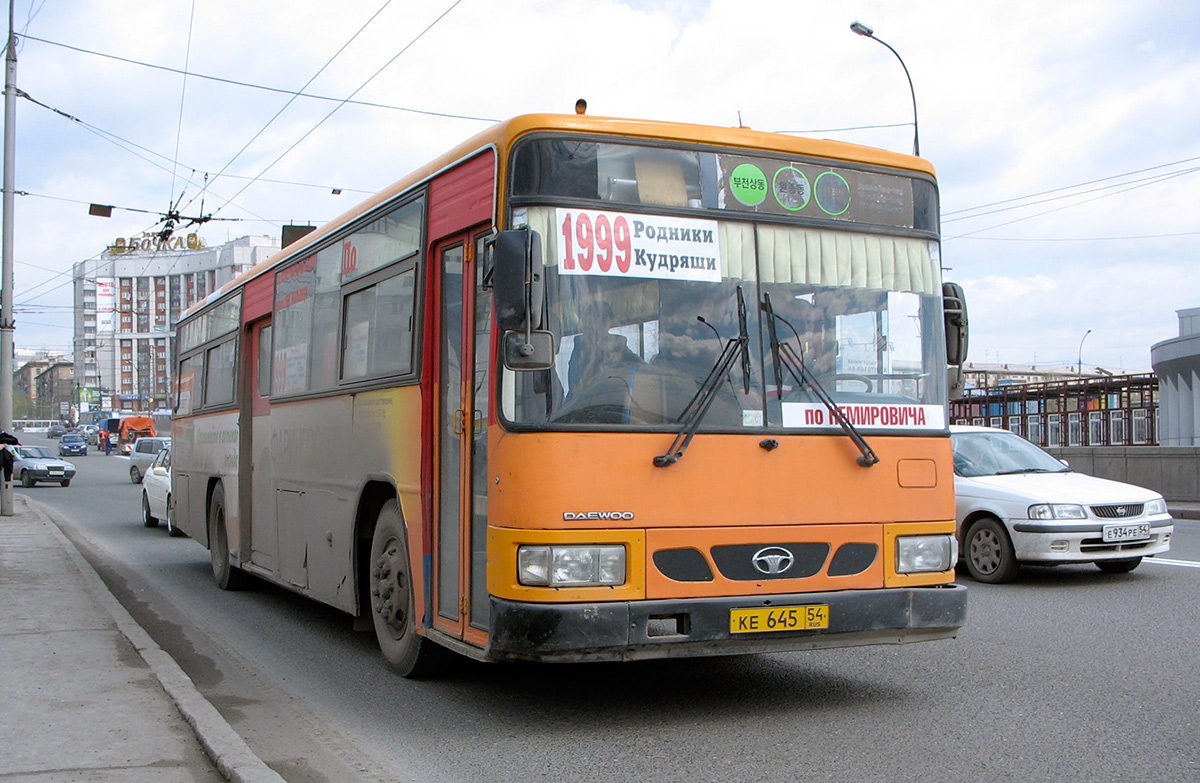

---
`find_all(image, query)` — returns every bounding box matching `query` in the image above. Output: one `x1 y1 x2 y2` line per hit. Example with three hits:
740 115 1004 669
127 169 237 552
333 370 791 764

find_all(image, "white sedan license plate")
1102 523 1150 543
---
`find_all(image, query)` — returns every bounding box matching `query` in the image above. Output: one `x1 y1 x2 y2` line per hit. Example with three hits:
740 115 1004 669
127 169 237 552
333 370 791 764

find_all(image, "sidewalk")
0 493 284 783
1169 502 1200 520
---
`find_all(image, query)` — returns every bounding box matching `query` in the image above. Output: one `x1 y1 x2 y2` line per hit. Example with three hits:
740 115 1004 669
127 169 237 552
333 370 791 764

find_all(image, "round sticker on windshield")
773 166 811 211
814 171 851 215
730 163 768 206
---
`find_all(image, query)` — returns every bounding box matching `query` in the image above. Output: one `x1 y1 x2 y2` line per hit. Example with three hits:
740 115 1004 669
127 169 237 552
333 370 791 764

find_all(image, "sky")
5 0 1199 372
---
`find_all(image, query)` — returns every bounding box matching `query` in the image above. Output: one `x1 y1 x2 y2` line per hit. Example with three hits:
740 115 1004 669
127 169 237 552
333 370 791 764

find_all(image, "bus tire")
208 484 248 590
368 500 450 678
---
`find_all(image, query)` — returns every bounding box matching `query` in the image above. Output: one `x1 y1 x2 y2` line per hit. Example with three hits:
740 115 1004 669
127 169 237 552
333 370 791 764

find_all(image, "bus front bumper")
486 584 967 663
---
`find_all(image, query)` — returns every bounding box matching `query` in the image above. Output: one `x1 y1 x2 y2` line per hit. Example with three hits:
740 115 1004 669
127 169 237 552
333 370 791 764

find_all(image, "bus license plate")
730 605 829 634
1102 523 1150 543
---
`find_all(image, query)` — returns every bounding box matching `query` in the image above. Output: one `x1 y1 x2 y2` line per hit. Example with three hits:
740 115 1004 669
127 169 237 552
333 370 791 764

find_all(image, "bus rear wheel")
208 484 248 590
368 500 449 678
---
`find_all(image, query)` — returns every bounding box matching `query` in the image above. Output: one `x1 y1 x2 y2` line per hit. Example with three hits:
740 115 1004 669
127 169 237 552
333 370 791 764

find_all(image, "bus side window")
258 325 272 397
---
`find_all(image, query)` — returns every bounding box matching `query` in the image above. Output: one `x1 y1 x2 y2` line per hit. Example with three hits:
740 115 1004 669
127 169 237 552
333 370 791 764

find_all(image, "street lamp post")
850 21 920 157
1077 329 1092 375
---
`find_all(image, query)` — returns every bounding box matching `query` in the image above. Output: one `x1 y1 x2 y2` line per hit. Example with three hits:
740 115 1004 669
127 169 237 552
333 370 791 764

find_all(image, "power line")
776 121 912 134
944 165 1200 224
944 167 1200 241
18 89 357 233
210 0 466 220
950 230 1200 242
944 155 1200 218
186 0 395 218
20 90 371 197
19 33 497 124
169 0 198 211
19 190 323 226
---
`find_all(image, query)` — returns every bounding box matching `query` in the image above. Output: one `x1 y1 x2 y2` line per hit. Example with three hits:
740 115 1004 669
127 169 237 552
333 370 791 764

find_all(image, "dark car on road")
58 433 88 457
48 424 67 439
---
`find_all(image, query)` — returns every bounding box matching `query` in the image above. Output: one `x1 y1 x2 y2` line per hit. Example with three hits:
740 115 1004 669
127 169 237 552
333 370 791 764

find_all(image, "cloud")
960 261 1195 370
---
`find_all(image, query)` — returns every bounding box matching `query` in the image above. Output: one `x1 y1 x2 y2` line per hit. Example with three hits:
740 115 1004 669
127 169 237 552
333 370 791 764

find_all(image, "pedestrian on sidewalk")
0 430 18 482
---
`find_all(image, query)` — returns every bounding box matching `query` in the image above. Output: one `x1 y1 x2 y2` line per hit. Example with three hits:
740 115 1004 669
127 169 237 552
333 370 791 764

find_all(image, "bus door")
435 232 493 646
244 318 276 572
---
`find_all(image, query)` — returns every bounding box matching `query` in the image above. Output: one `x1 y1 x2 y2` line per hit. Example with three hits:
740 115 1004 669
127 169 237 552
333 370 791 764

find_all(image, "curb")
21 495 286 783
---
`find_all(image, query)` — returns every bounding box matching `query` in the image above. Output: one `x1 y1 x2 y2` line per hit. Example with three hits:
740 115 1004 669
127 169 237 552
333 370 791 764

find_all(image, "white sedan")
141 446 184 537
951 425 1173 583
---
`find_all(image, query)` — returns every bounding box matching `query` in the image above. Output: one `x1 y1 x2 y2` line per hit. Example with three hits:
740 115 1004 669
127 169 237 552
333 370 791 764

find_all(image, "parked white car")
129 436 171 484
141 446 183 536
951 425 1173 583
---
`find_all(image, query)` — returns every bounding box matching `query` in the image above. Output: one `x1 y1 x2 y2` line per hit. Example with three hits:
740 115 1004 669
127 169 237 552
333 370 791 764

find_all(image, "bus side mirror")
943 281 969 400
489 228 544 332
502 330 555 370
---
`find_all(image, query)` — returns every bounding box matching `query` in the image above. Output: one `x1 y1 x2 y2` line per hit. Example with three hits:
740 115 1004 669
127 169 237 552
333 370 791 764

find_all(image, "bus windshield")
501 207 948 433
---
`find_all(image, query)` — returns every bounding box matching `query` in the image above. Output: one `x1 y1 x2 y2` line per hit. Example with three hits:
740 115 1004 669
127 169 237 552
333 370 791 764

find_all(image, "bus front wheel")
208 484 248 590
368 500 449 678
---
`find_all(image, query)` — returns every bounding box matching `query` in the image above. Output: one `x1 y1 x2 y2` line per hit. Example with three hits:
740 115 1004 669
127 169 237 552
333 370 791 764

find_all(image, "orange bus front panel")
487 519 957 605
488 430 955 530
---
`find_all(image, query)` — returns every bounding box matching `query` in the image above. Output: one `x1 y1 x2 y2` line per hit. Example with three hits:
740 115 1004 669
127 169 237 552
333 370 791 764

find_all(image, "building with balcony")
71 232 280 415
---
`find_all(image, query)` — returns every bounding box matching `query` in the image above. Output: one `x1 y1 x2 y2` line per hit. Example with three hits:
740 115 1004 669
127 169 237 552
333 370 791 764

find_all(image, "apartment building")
72 232 280 412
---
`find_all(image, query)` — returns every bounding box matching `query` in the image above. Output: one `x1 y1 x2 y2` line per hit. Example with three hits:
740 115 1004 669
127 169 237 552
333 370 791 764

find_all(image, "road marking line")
1145 557 1200 569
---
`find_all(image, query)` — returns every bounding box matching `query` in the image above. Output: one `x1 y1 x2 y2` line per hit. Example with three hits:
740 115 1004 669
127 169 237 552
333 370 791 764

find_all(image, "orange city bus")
171 112 969 676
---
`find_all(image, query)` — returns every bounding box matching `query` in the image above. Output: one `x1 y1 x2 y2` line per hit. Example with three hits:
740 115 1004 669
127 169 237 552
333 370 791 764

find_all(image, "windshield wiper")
762 293 879 468
994 467 1060 475
654 286 751 467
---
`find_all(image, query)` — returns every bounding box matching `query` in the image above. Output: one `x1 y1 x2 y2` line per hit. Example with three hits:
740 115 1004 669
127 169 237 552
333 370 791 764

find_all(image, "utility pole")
1 0 16 515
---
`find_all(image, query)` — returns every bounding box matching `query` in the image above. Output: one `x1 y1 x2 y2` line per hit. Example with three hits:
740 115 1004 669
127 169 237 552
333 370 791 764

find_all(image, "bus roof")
186 112 938 319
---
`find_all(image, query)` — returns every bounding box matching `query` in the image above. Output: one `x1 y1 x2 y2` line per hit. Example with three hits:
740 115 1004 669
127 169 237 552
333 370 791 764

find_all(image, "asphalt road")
25 433 1200 783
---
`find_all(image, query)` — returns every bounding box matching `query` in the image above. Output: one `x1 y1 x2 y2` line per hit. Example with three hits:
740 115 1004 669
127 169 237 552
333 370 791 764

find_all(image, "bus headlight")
518 545 626 587
896 535 956 574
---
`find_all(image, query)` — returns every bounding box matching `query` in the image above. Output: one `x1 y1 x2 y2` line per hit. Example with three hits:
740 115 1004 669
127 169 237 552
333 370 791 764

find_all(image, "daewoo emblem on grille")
1117 506 1127 516
752 546 794 576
